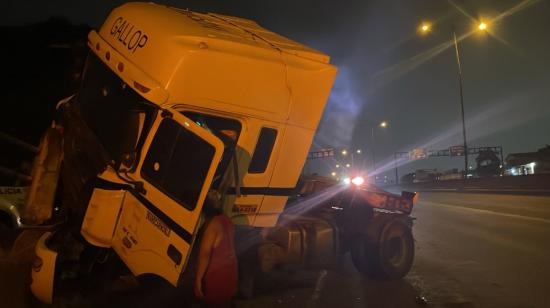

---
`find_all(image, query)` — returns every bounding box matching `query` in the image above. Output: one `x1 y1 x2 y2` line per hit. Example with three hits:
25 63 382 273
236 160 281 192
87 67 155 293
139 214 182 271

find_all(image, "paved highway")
240 192 550 308
408 192 550 308
2 192 550 307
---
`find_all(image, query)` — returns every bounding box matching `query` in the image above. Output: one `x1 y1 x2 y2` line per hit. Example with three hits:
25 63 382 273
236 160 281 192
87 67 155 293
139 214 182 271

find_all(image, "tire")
238 244 259 299
351 218 414 279
239 267 256 299
350 236 377 277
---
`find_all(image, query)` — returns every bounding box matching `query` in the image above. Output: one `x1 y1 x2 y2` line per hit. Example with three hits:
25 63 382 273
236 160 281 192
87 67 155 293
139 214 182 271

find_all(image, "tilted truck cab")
28 2 416 304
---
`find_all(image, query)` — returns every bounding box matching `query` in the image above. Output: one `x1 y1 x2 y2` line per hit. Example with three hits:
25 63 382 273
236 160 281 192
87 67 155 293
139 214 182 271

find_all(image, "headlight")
351 176 365 186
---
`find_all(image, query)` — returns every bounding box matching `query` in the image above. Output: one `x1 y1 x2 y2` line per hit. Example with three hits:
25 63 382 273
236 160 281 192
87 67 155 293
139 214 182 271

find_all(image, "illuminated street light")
356 149 362 154
420 22 431 34
341 149 348 156
336 164 340 168
331 171 337 177
478 22 487 31
371 121 388 169
346 163 351 168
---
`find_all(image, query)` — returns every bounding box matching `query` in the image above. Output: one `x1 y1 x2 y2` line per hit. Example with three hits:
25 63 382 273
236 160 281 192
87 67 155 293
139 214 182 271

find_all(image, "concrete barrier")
388 174 550 196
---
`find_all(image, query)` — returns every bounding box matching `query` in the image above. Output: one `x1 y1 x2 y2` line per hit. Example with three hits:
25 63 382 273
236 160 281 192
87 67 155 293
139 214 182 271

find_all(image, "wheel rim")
381 221 413 274
386 236 405 266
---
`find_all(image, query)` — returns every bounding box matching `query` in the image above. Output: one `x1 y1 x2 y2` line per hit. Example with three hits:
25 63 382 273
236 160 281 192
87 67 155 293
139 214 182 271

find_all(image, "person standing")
194 201 238 307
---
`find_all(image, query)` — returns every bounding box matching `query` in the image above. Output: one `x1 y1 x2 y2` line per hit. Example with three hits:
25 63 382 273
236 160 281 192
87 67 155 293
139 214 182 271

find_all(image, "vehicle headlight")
351 176 365 186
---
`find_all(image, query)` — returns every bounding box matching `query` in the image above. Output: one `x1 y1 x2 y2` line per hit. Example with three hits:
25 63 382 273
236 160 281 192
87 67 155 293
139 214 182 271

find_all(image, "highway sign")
450 145 465 156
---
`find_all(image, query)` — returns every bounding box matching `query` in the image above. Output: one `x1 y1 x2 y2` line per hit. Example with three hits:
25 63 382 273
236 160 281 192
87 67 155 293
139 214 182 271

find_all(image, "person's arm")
194 218 220 298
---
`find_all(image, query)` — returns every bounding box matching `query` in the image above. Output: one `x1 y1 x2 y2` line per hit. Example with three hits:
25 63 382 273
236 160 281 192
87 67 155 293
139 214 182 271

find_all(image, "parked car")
0 186 26 229
0 186 27 251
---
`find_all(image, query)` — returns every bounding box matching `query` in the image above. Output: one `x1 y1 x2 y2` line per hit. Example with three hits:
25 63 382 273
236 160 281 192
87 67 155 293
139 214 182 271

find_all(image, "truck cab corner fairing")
87 30 168 106
81 188 126 247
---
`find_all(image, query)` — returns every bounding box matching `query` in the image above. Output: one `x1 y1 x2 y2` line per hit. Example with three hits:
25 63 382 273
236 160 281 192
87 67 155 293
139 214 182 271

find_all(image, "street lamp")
371 120 388 170
420 20 488 179
478 22 487 31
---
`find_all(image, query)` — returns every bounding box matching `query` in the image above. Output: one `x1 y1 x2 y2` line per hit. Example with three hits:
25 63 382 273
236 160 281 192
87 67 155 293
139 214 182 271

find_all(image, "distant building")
374 175 392 185
400 173 415 184
475 149 501 177
440 168 462 181
505 145 550 175
412 169 439 183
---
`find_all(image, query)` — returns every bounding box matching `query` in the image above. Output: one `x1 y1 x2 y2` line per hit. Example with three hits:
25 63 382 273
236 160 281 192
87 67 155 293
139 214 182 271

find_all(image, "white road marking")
422 201 550 225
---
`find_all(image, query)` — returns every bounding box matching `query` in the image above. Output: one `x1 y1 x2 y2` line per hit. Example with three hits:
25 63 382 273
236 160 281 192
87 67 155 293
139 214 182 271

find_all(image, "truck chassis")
236 176 417 297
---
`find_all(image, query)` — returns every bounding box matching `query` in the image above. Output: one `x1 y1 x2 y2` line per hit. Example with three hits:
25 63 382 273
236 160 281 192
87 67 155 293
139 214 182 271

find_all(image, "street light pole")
393 151 409 185
370 121 388 171
371 126 376 170
453 31 469 179
419 21 488 179
394 152 398 184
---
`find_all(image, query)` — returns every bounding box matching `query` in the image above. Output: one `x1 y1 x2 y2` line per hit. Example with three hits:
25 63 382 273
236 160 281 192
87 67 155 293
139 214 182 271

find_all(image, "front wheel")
351 219 414 279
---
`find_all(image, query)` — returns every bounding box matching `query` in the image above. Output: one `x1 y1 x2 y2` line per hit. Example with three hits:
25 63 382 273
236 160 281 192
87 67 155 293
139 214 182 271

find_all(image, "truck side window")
248 127 277 174
142 118 216 210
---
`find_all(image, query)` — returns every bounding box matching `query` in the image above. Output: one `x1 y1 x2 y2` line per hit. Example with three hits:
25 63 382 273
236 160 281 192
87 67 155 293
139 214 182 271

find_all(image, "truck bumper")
30 232 57 304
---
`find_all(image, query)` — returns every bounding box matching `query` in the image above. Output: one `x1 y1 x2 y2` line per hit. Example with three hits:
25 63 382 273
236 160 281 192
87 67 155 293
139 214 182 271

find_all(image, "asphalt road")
2 192 550 308
242 192 550 308
407 192 550 308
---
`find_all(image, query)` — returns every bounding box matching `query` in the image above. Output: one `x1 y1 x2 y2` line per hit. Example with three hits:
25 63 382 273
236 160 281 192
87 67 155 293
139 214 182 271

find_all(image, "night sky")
3 0 550 177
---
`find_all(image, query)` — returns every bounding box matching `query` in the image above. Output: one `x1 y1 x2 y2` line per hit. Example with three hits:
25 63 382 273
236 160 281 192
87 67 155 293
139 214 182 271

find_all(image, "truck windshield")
76 53 155 165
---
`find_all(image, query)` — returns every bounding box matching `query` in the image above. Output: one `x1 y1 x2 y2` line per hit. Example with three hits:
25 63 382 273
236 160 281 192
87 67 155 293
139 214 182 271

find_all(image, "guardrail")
388 174 550 196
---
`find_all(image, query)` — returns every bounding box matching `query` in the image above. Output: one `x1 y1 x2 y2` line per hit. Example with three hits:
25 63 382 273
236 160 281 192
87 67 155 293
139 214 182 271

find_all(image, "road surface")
1 192 550 307
241 192 550 308
409 192 550 308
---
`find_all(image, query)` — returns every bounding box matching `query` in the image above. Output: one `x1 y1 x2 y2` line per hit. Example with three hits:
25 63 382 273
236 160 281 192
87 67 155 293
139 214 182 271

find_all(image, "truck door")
111 108 224 286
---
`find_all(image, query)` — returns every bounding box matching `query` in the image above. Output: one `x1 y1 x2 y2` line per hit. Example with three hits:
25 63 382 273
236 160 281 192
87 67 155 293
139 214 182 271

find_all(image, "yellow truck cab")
27 3 410 302
29 2 336 303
